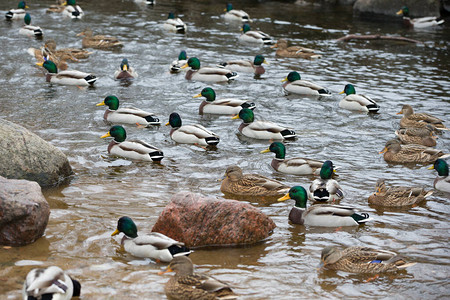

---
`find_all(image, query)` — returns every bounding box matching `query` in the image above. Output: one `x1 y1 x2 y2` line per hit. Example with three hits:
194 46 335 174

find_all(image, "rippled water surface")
1 0 449 299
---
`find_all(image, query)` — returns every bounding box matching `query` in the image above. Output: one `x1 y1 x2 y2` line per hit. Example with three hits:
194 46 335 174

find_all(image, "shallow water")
0 0 449 299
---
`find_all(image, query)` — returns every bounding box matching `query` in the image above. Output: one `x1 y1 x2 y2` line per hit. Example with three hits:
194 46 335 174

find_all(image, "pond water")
0 0 449 299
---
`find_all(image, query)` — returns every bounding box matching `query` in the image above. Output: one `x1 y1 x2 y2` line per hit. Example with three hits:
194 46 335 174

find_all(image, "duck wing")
133 232 184 249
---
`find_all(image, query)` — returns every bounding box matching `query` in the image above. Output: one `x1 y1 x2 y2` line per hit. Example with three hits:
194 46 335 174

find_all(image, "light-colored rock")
354 0 441 17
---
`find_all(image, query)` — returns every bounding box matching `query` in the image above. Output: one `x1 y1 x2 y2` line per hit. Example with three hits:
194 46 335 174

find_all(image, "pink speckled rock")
152 192 276 247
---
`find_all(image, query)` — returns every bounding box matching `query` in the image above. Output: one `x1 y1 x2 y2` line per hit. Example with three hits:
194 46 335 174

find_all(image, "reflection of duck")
62 0 84 19
338 84 380 113
166 112 220 146
396 6 444 28
271 39 321 59
397 104 447 130
379 139 448 164
114 58 138 79
282 71 331 96
6 1 28 20
368 178 432 207
77 29 123 49
218 55 267 75
36 59 96 86
19 13 43 38
238 24 273 45
308 161 343 203
428 159 450 193
193 87 255 115
162 12 186 34
224 3 251 23
182 57 238 83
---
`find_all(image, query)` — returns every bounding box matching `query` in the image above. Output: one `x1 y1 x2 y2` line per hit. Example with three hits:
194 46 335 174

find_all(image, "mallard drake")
112 216 191 262
5 1 28 20
309 160 343 203
397 104 447 130
162 12 186 34
77 29 123 49
379 139 448 164
278 186 371 226
101 125 163 162
96 95 160 127
166 112 220 146
282 71 331 96
220 165 290 198
169 50 188 73
320 246 416 273
223 3 251 23
114 58 138 80
36 59 97 86
338 84 380 112
239 23 273 45
396 6 444 28
160 256 237 300
217 54 267 76
62 0 84 19
368 178 433 207
271 39 321 59
193 87 255 115
19 13 43 38
395 127 437 147
181 57 238 83
22 266 81 300
135 0 155 4
428 159 450 193
231 108 296 140
260 142 324 175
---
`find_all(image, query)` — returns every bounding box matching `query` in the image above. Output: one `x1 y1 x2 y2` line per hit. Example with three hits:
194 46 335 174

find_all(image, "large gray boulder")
0 120 72 187
354 0 441 17
0 176 50 246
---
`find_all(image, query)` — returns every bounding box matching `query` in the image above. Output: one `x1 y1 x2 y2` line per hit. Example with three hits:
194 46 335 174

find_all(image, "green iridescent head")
237 108 254 123
320 160 334 180
226 3 233 12
253 55 265 66
242 23 251 33
279 186 308 208
24 13 31 25
200 87 216 102
41 59 58 74
18 1 27 9
120 58 129 71
67 0 76 6
101 95 120 110
178 50 187 60
430 159 449 177
104 125 127 143
168 12 175 19
397 6 409 17
187 57 200 70
261 142 286 159
167 112 182 128
286 71 301 82
112 216 138 238
342 84 356 95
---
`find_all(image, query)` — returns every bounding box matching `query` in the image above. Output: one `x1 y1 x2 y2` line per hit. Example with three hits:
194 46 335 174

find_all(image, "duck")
22 266 81 300
223 3 251 23
368 178 433 207
112 216 191 262
36 59 97 86
396 6 444 28
46 0 65 13
162 12 186 34
395 127 437 147
5 1 28 20
338 84 380 112
101 125 164 162
309 160 343 203
62 0 84 19
231 108 296 140
428 159 450 193
282 71 331 97
160 256 238 300
114 58 138 80
220 165 290 198
166 112 220 146
379 139 448 164
169 50 188 73
319 246 416 273
278 186 371 226
181 57 238 83
193 87 255 115
217 54 267 76
271 39 321 59
43 39 93 60
96 95 160 127
260 142 324 175
76 29 123 49
238 23 274 45
397 104 447 130
19 13 43 38
135 0 155 5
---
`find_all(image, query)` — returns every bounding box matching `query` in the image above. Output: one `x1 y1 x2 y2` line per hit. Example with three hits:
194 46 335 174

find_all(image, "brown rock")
0 176 50 246
152 192 276 247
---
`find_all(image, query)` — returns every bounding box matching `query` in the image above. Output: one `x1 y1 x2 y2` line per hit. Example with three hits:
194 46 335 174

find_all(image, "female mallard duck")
231 108 296 140
62 0 84 19
309 160 343 203
428 159 450 193
379 139 448 164
395 127 437 147
396 6 444 28
44 39 93 60
5 1 28 20
169 50 188 73
160 256 237 300
114 58 138 79
112 216 191 262
181 57 238 83
271 39 321 59
96 95 160 127
320 246 416 273
260 142 324 175
282 71 331 96
19 13 43 38
338 84 380 112
239 23 273 45
77 29 123 49
36 59 96 86
223 3 251 23
220 165 290 198
368 178 433 207
193 87 255 115
22 266 81 300
166 112 220 146
278 186 371 226
217 54 267 76
101 125 164 162
397 104 447 130
162 12 186 34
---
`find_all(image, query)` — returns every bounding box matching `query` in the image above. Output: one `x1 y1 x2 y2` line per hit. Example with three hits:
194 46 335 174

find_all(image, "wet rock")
354 0 441 17
0 120 73 187
0 176 50 246
152 192 276 247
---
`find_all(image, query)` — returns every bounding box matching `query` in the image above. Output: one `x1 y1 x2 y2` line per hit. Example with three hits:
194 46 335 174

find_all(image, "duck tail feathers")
241 101 256 110
351 212 372 224
281 129 296 139
169 245 193 257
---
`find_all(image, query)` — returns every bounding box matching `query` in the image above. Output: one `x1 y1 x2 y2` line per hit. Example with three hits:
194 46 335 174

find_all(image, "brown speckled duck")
397 105 447 130
271 39 321 59
368 179 433 207
395 126 437 147
76 28 123 49
379 139 448 164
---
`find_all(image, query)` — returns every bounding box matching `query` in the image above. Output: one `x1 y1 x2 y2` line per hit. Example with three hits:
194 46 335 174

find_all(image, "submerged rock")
152 192 276 247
